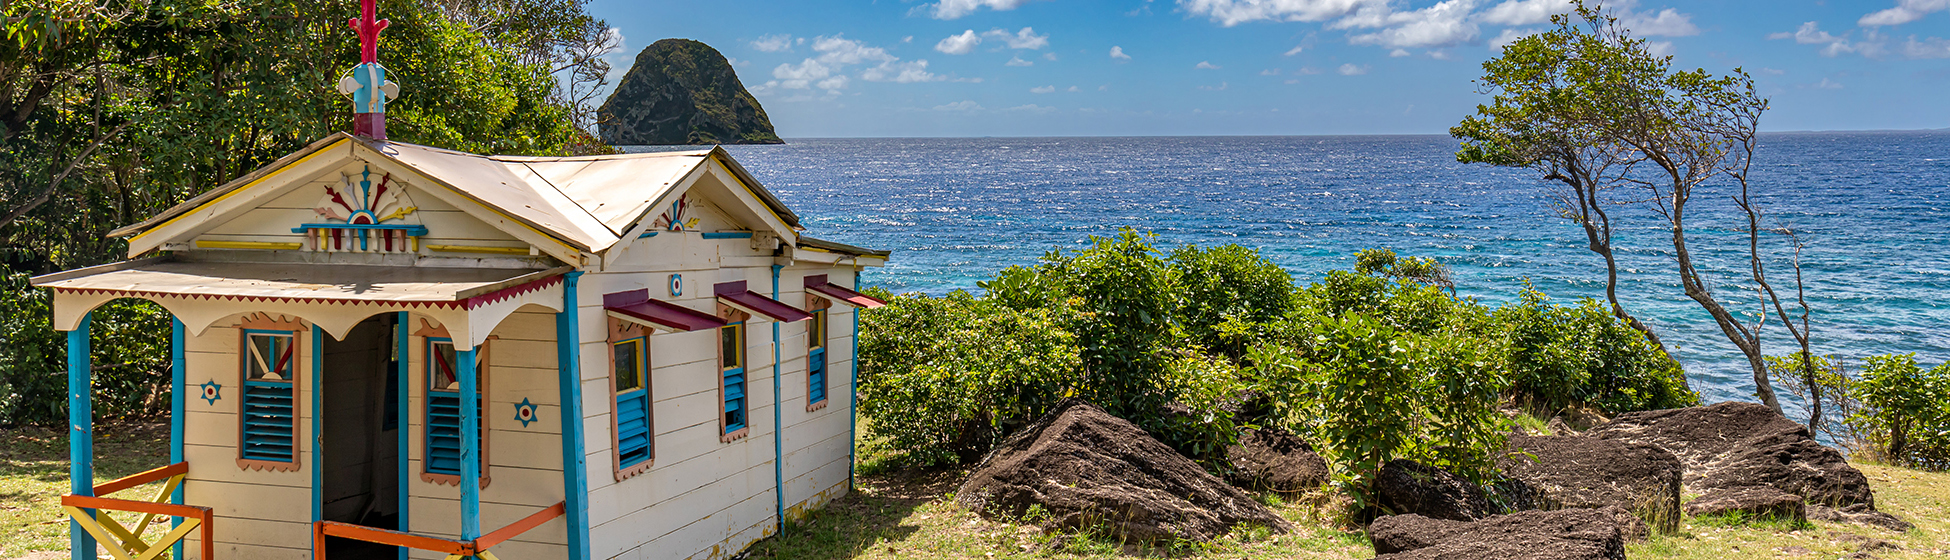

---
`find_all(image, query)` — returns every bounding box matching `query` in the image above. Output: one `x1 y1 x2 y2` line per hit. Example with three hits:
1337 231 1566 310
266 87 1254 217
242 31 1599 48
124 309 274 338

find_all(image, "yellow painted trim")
194 240 304 250
129 138 350 245
64 506 137 560
427 244 532 255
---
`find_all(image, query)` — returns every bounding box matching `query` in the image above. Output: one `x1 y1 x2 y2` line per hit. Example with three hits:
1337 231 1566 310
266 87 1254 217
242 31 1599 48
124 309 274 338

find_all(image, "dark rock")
598 39 782 145
1587 402 1876 508
1375 459 1492 521
1596 505 1650 542
1831 531 1903 553
1370 508 1626 560
1682 486 1807 523
1498 433 1683 533
955 400 1290 542
1808 503 1915 532
1224 428 1329 493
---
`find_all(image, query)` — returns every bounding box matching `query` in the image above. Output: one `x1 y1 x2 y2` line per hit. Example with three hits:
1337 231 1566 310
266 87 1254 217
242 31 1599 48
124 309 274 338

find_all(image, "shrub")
1846 354 1950 469
856 291 1080 467
1167 244 1294 359
1492 288 1695 413
0 273 172 426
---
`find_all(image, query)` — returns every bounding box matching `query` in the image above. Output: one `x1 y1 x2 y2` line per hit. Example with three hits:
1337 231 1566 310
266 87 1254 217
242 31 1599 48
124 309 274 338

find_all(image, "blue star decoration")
199 379 223 405
513 398 541 427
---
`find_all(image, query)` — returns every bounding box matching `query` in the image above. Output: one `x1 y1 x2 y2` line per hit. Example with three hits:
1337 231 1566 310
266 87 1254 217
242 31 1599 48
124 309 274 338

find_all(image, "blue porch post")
170 318 186 560
850 306 860 492
396 312 412 560
458 345 481 552
556 272 590 560
311 326 325 551
770 265 785 529
68 313 94 560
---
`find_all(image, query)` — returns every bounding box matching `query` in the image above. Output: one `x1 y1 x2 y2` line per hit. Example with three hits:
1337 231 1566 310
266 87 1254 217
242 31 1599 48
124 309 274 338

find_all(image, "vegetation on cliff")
598 38 782 145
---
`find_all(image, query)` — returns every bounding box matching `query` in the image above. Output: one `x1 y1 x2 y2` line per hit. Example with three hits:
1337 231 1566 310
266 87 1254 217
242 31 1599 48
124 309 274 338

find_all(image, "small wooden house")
34 129 889 560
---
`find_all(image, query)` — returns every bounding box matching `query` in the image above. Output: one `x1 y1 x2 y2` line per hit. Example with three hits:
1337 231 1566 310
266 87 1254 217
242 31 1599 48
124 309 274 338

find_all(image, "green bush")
1493 288 1695 413
1847 354 1950 469
856 291 1080 467
0 273 172 426
1167 244 1295 359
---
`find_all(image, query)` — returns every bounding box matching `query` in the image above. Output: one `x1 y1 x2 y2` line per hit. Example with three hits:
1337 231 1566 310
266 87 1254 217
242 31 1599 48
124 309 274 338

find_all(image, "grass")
4 423 1947 560
1 421 172 560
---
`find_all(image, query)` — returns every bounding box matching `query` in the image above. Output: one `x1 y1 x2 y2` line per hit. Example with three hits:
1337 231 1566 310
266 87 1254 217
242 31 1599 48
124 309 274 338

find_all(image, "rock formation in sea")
598 38 782 146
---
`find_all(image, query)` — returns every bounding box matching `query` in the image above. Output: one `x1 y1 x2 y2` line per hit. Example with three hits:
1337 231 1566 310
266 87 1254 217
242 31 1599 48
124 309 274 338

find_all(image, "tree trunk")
1669 200 1782 414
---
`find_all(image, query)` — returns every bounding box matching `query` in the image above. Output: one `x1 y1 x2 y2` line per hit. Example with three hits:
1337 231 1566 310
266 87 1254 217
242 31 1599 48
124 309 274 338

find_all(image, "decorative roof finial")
337 0 400 139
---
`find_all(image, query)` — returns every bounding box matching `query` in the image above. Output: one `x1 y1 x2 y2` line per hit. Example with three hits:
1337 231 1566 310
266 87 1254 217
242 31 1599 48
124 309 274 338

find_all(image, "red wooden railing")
62 462 214 560
314 501 566 560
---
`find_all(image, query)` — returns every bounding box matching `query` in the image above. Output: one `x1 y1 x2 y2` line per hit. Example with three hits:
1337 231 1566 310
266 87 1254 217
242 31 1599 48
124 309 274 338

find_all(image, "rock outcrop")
598 39 782 145
1586 402 1876 508
1808 504 1915 532
1370 508 1628 560
1374 459 1493 521
1224 428 1329 494
1497 433 1683 533
955 400 1290 542
1682 487 1808 523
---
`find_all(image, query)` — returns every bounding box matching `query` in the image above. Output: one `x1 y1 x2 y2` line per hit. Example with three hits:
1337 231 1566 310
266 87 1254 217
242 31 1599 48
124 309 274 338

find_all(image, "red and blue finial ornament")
337 0 400 139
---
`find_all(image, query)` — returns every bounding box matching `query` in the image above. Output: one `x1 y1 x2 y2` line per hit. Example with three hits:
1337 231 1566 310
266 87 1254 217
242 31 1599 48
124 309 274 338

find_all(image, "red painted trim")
462 274 564 310
92 462 187 496
54 287 466 309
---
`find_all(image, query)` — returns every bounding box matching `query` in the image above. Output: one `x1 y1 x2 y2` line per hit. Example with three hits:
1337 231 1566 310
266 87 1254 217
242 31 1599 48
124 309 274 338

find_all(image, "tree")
1451 2 1678 383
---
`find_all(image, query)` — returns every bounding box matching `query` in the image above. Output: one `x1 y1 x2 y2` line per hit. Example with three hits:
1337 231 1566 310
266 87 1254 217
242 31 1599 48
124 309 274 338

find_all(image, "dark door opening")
321 314 401 560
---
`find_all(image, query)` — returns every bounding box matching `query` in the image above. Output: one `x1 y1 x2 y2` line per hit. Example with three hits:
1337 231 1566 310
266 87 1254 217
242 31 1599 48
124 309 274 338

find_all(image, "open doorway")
321 314 400 559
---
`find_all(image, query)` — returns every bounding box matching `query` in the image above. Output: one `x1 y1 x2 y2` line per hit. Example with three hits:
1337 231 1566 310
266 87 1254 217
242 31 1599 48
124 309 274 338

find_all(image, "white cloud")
1284 44 1306 55
934 100 984 111
1622 8 1699 37
815 76 849 91
926 0 1042 20
1044 52 1059 60
1179 0 1387 27
903 36 915 43
1860 0 1950 27
1007 55 1034 66
1903 35 1950 57
773 59 833 90
1297 66 1322 74
984 27 1051 49
1342 0 1480 49
1770 21 1845 44
1001 104 1057 114
1489 27 1539 47
1338 63 1369 75
1478 0 1571 26
1389 48 1410 56
936 30 982 54
1110 46 1132 60
1260 68 1281 75
813 35 897 65
1199 81 1231 90
1031 85 1057 93
861 60 941 83
1066 86 1081 92
752 34 794 52
1644 41 1674 56
1808 78 1844 89
1196 60 1223 69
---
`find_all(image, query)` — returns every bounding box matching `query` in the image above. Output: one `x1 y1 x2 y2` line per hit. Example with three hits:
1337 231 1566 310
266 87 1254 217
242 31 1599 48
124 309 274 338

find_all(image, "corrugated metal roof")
504 151 709 234
379 141 617 251
34 260 550 303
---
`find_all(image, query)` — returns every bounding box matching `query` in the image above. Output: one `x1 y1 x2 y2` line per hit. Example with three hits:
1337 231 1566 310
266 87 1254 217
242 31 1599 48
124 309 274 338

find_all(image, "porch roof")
31 257 564 307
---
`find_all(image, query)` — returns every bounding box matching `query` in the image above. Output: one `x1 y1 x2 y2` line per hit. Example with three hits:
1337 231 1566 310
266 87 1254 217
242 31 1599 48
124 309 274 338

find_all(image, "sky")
583 0 1950 137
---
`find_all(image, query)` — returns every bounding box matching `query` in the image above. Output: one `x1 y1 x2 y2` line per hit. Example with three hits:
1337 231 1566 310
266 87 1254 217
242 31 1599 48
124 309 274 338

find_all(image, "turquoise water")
633 132 1950 407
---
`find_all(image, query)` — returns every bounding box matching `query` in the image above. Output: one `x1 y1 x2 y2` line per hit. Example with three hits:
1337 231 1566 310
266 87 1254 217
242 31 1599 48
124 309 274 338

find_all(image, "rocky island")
598 38 782 145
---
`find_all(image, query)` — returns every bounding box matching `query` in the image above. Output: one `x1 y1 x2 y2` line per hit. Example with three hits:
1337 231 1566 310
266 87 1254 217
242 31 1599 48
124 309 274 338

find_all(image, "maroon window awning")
804 274 886 309
715 280 812 322
605 289 727 332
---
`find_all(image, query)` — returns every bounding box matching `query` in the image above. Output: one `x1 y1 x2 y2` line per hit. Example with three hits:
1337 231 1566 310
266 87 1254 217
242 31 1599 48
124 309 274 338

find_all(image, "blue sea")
631 132 1950 408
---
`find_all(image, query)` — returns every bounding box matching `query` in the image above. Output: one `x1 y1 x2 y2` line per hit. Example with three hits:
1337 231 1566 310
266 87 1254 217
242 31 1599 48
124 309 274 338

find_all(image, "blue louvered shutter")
808 309 827 405
425 340 484 477
613 337 652 469
722 323 746 433
241 331 298 463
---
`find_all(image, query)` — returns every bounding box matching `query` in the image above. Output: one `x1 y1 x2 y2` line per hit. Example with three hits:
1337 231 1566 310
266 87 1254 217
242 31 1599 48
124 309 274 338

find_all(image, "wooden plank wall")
179 319 315 560
195 161 527 252
582 221 860 560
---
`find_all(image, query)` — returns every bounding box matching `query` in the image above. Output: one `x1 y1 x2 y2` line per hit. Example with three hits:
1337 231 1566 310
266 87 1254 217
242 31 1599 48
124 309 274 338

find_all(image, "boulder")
1497 433 1683 533
1808 504 1915 532
1375 459 1492 521
955 400 1290 542
1682 486 1807 523
598 39 783 145
1224 428 1329 493
1370 508 1627 560
1587 402 1876 508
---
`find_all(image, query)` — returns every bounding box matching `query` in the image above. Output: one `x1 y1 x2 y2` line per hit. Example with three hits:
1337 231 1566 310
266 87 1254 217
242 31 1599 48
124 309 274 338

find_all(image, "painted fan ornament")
316 165 416 225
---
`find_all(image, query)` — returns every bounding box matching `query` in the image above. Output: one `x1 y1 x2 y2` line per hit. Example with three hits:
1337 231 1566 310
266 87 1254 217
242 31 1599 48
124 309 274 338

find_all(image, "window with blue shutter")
241 330 298 464
424 339 486 481
613 336 652 472
721 322 747 436
807 308 828 407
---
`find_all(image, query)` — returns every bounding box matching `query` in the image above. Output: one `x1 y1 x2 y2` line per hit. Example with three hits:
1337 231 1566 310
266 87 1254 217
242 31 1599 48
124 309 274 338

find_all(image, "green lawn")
4 423 1945 559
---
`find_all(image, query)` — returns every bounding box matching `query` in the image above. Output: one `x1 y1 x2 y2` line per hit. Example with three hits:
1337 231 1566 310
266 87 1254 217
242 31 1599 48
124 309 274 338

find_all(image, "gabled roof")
110 132 806 256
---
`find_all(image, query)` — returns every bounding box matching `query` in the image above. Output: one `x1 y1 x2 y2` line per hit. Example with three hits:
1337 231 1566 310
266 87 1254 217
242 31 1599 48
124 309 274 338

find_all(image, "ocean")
628 132 1950 408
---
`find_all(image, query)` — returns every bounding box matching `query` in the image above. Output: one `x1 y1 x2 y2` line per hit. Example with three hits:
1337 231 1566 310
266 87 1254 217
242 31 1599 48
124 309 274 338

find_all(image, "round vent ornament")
669 274 684 297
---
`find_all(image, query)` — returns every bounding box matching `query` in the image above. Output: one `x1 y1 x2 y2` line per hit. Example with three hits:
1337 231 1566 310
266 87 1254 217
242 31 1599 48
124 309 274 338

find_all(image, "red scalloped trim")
53 287 464 308
462 275 563 310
